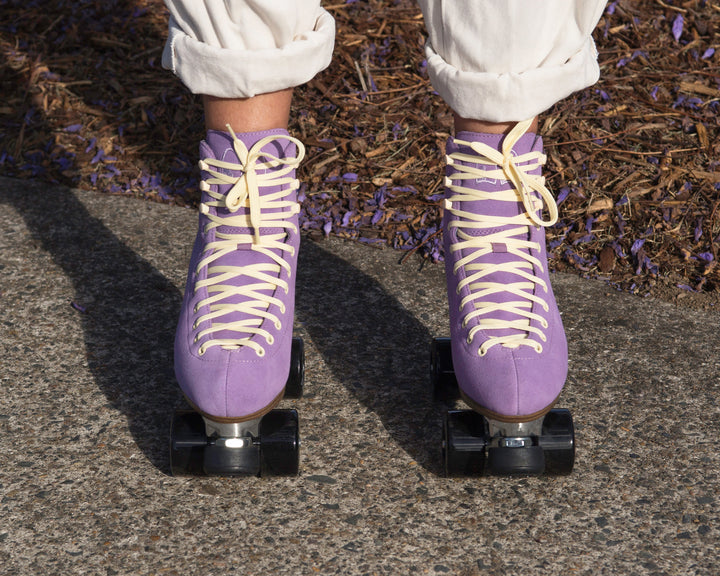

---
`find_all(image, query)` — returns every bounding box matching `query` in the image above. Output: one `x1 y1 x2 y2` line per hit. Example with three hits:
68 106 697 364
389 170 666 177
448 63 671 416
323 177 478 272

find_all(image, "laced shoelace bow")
444 119 559 356
192 127 305 357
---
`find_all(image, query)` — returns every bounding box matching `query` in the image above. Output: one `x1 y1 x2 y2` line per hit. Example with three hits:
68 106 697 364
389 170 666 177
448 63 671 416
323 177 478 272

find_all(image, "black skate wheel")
203 438 261 476
260 409 300 476
443 410 487 476
171 409 263 477
284 337 305 399
169 410 207 476
539 409 575 475
487 445 546 476
431 338 459 401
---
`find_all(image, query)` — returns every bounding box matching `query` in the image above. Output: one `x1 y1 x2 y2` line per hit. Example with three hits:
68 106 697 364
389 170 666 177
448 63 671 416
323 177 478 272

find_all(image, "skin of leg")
454 113 539 135
203 88 293 132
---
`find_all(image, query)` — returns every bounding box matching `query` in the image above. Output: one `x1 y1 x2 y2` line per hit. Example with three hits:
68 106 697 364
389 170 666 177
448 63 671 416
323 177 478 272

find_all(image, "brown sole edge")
182 387 286 424
458 388 560 424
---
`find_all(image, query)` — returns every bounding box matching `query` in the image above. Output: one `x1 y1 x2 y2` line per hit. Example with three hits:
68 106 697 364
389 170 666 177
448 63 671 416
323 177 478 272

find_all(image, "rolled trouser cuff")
424 36 600 122
162 9 335 98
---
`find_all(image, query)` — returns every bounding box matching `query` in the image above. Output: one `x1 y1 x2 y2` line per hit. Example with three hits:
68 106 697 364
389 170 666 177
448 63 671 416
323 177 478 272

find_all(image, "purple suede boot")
442 120 567 424
174 127 304 424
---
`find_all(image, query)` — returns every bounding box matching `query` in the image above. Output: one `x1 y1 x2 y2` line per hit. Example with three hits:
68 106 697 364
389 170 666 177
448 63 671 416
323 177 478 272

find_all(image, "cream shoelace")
445 119 559 356
192 127 305 357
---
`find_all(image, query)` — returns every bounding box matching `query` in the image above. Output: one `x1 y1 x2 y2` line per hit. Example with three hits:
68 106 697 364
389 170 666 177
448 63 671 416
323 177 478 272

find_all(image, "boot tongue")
200 128 297 239
448 131 542 237
197 129 299 344
447 130 546 343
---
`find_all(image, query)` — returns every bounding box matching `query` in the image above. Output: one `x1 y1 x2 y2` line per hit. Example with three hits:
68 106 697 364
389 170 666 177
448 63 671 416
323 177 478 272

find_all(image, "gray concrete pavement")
1 176 719 575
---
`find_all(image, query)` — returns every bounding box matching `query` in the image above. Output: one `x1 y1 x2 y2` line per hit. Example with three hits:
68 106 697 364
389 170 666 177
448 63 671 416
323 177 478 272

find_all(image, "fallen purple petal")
70 301 87 313
672 14 684 42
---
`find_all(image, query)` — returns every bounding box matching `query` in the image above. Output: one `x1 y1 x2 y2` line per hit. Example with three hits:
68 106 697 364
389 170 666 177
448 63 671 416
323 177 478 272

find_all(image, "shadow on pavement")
297 240 441 473
2 184 442 474
1 184 182 473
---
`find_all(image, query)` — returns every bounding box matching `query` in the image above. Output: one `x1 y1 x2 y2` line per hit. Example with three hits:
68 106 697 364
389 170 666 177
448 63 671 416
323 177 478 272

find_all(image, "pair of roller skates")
169 121 575 477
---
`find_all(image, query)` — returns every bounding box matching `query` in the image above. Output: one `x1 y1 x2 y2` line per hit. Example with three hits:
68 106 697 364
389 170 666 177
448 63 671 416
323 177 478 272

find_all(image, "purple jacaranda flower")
342 172 358 182
612 241 626 258
672 14 684 42
677 284 696 292
698 252 714 262
392 123 403 140
371 210 384 225
54 156 74 171
650 86 659 100
340 211 351 227
70 301 87 313
585 216 597 234
91 149 105 164
695 220 703 242
702 48 715 59
606 1 617 15
374 186 387 208
323 220 332 236
643 256 659 275
631 238 645 255
564 248 591 269
64 124 82 133
557 187 571 204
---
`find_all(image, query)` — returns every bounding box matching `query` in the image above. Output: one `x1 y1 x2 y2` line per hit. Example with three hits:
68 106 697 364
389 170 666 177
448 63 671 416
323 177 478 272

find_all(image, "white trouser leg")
417 0 608 122
162 0 335 98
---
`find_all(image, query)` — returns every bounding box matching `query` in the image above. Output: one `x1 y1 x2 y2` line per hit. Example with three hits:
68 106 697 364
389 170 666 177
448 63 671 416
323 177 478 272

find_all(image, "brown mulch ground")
2 0 720 304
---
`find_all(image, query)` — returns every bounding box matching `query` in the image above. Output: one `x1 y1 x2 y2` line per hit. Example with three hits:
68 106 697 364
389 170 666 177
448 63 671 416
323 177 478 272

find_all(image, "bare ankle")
204 89 294 133
453 114 538 135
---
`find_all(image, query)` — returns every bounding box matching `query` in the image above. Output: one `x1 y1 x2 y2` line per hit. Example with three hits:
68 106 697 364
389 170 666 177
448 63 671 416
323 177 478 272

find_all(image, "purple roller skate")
170 127 305 476
431 120 575 476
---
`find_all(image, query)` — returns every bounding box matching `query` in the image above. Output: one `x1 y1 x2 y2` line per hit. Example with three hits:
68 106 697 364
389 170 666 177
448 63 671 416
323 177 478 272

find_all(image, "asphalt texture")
1 176 719 575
